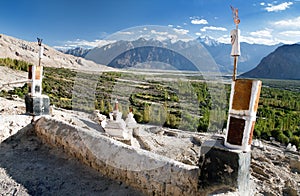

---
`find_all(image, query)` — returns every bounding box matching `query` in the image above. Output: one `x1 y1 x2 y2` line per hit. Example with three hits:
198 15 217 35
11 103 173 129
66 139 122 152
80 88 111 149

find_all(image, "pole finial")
230 5 240 26
37 38 43 46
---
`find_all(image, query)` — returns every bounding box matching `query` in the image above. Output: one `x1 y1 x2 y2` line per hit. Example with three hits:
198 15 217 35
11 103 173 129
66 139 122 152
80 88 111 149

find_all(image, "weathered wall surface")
34 117 200 196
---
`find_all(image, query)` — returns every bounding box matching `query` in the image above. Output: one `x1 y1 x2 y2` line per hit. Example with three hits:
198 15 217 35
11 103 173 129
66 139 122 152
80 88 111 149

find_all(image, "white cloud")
215 27 299 45
216 34 279 45
273 16 300 28
195 32 202 36
279 30 300 36
237 31 298 45
168 24 173 28
250 29 273 38
190 16 208 25
173 28 189 35
240 36 278 45
216 35 231 44
55 39 116 50
167 34 178 40
191 19 208 25
155 36 168 42
150 30 168 35
200 26 227 32
260 2 265 6
118 31 133 35
264 2 293 12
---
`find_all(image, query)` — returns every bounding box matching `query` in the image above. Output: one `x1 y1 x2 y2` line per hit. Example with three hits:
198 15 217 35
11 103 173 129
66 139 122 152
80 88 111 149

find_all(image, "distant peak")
197 36 219 46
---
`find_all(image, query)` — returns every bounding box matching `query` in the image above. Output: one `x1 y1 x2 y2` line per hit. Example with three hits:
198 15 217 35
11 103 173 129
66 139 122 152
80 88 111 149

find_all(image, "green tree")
143 103 150 123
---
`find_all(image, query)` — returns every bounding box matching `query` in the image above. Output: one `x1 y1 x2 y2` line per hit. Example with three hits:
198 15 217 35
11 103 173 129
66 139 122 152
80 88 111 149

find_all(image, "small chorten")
109 99 122 121
125 107 137 129
105 99 130 140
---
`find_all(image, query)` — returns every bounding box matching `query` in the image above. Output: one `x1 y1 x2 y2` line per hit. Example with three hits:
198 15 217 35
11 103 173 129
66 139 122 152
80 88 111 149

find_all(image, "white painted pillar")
29 45 43 96
225 79 262 151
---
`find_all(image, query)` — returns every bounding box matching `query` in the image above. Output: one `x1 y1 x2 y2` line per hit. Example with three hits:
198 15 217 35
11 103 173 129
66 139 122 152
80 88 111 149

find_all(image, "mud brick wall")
34 117 200 196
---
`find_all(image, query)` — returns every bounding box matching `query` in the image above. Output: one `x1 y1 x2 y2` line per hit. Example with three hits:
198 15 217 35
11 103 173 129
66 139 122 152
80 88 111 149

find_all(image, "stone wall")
34 117 200 195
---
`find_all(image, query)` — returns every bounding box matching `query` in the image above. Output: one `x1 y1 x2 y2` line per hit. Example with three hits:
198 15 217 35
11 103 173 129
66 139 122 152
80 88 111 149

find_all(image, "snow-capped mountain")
59 47 91 58
84 38 219 72
197 37 281 73
61 36 281 73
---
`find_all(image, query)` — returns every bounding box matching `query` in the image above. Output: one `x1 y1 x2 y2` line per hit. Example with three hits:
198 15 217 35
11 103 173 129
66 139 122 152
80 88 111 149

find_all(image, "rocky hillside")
241 44 300 80
0 34 114 72
59 47 91 58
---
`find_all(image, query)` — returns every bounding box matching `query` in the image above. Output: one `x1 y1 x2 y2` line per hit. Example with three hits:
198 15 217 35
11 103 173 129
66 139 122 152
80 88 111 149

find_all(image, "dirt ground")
0 124 144 196
1 97 300 196
0 98 144 196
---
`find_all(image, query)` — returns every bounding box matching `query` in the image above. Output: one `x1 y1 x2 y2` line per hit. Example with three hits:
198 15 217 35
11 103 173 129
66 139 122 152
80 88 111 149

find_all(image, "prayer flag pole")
230 6 240 81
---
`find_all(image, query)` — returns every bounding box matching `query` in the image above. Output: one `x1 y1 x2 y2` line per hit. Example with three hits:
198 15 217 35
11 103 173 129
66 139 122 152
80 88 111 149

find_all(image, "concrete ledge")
34 117 200 195
199 140 251 195
25 94 50 116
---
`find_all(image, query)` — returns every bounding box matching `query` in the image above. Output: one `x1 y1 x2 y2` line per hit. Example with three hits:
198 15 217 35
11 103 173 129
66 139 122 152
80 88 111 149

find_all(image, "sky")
1 0 300 49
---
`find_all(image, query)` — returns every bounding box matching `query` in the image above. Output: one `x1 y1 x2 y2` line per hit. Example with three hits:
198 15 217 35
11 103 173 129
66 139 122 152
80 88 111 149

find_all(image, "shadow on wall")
0 123 143 196
79 118 105 133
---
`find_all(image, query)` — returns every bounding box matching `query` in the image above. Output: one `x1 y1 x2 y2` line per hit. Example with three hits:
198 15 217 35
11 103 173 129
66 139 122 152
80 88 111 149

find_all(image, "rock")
283 186 298 196
89 110 106 127
290 158 300 173
191 136 202 146
291 145 297 152
283 180 298 196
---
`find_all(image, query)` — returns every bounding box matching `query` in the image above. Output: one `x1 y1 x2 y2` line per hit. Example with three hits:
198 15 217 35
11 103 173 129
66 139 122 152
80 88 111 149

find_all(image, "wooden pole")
233 56 238 81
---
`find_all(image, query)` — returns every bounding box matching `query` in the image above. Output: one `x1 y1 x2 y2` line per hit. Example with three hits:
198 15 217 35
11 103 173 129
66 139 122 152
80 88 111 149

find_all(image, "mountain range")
2 33 299 80
197 36 281 73
84 38 220 72
64 36 280 73
241 44 300 80
60 47 91 58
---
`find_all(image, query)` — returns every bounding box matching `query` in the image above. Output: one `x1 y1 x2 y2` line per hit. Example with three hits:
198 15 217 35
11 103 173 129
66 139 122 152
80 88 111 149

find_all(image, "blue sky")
1 0 300 48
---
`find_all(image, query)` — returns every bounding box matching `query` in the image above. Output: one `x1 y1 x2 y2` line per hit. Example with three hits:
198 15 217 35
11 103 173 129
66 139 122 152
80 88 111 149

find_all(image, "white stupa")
105 99 130 140
125 107 138 129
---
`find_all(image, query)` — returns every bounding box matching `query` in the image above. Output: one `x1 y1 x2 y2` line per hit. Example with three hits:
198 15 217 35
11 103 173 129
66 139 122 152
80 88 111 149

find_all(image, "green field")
1 58 299 149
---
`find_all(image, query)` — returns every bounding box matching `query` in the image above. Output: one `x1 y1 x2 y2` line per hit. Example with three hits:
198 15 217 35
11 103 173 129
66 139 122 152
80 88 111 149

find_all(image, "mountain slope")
0 34 114 72
241 44 300 80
